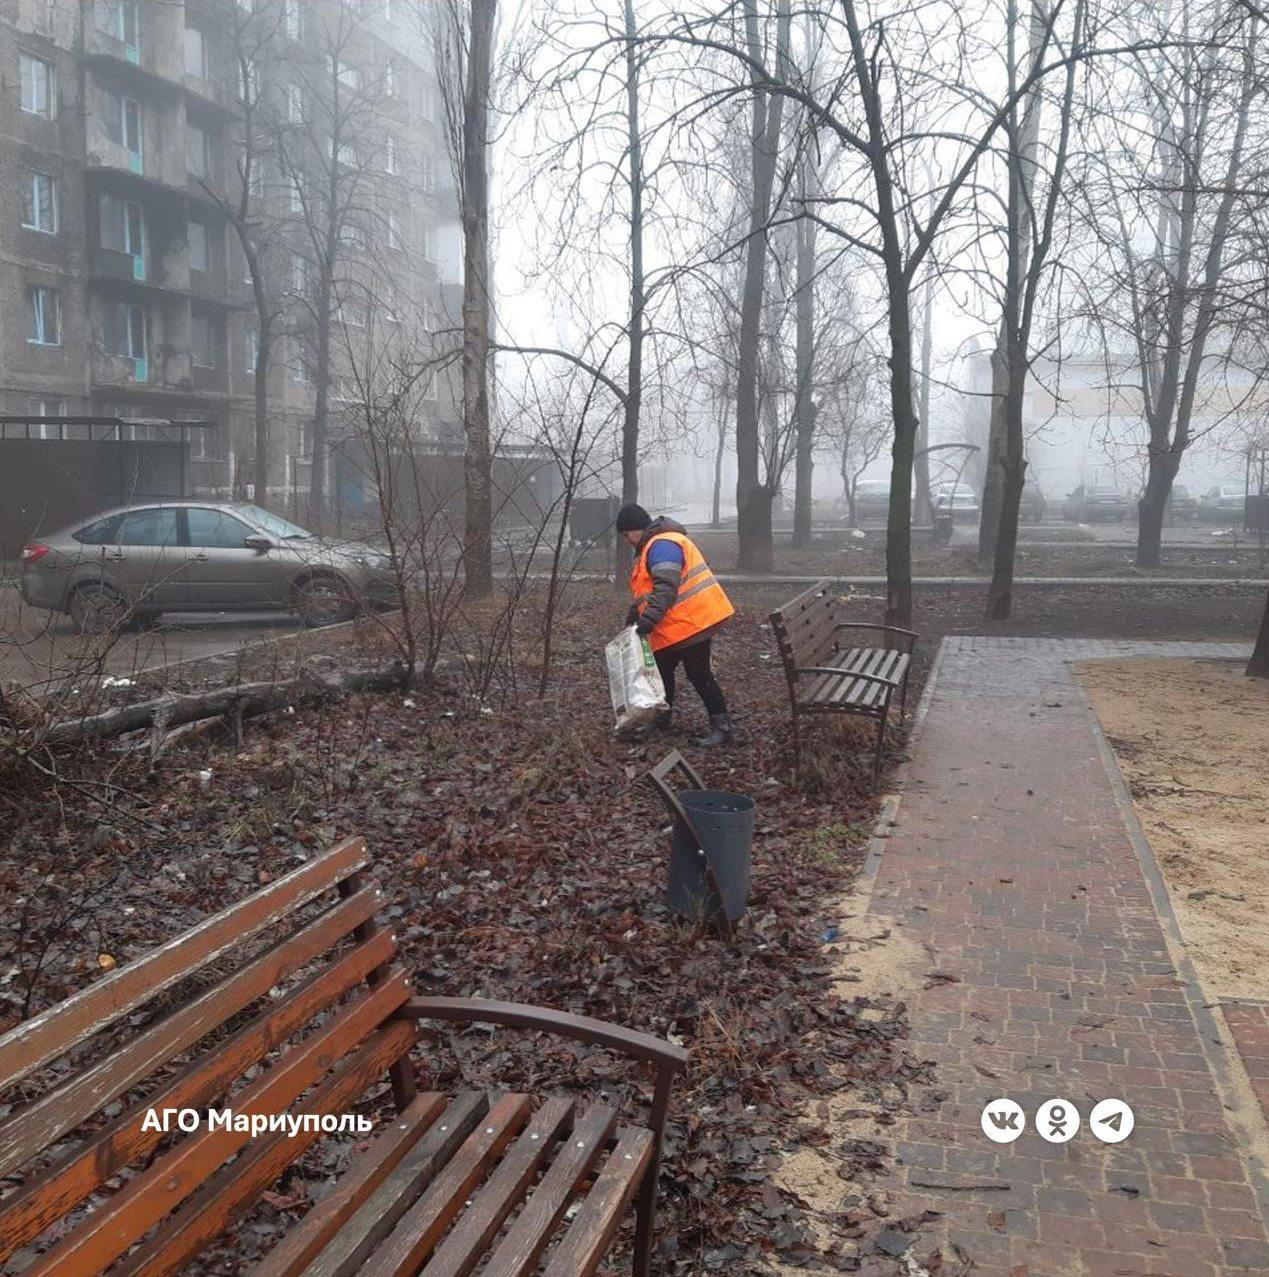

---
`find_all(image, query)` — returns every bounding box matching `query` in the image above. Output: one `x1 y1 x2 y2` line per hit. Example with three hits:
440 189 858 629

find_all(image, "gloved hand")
625 604 640 627
635 616 655 637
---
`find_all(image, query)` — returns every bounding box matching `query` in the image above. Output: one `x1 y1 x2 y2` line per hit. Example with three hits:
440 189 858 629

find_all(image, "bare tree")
276 2 391 521
1078 0 1264 567
985 0 1087 619
202 0 287 507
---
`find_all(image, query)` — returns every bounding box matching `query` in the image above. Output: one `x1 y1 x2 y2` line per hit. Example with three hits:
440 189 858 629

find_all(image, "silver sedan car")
20 502 398 634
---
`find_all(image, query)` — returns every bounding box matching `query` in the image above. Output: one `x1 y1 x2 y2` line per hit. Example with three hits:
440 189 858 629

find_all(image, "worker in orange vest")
617 504 735 746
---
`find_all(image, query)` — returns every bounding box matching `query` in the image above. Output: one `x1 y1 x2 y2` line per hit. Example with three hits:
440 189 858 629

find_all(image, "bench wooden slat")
361 1093 534 1276
0 925 396 1264
478 1105 619 1277
0 885 382 1185
541 1127 655 1277
420 1097 575 1277
114 1022 422 1277
0 836 370 1093
26 973 410 1277
301 1092 490 1277
826 648 894 709
249 1092 449 1277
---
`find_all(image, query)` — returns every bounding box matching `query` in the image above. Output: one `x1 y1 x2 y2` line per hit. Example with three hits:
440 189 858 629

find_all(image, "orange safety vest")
630 531 734 652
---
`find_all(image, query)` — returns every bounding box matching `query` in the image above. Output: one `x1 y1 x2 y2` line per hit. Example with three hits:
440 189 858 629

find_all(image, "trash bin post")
648 751 754 934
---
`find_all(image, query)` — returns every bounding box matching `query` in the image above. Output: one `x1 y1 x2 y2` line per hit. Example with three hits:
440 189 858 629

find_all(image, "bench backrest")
768 579 841 676
0 836 414 1277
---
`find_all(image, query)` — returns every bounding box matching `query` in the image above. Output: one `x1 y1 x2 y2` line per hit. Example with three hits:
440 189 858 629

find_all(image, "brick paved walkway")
863 637 1269 1276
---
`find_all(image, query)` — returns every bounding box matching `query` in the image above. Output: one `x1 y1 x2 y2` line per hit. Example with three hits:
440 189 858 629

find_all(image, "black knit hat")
615 503 652 532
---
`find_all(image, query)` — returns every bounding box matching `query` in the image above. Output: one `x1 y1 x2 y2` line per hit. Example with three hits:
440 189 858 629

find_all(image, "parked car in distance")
1062 484 1131 522
1198 484 1245 521
932 482 981 522
852 478 891 522
1019 483 1047 524
1165 484 1198 522
20 502 399 635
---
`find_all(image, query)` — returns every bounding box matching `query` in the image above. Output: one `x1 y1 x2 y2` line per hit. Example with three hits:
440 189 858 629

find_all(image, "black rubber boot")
694 713 732 747
653 710 674 734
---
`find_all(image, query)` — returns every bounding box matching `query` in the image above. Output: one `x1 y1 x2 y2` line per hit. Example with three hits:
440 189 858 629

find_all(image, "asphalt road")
0 588 306 689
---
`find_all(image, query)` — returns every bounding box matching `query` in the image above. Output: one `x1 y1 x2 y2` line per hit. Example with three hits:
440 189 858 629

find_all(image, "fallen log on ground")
43 664 410 745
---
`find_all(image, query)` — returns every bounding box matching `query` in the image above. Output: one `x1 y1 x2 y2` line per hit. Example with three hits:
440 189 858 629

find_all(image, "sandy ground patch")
1081 657 1269 1001
772 915 930 1273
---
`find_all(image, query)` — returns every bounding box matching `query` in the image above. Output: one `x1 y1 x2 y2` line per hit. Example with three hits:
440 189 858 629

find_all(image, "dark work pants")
654 638 727 716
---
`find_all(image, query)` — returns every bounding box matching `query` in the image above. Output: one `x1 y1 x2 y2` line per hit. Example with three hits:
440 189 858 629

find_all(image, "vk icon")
980 1097 1026 1143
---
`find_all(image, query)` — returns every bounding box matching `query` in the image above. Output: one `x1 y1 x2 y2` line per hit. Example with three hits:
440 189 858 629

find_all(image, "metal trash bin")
649 751 756 932
667 789 755 925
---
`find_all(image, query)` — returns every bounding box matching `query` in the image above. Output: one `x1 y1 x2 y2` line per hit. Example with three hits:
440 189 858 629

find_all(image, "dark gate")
0 420 193 555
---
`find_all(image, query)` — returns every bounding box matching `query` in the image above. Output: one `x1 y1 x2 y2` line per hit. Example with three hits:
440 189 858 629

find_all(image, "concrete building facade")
1 0 462 512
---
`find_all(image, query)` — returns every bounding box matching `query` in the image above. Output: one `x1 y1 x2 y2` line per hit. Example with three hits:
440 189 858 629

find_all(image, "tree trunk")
462 0 496 597
311 273 332 522
883 284 917 629
1248 587 1269 678
914 265 934 528
735 0 790 572
712 390 727 528
790 209 816 548
978 338 1008 561
1137 455 1177 566
622 0 643 509
253 309 271 506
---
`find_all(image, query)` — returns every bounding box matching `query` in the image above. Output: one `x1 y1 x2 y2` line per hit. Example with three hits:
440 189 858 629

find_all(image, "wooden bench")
0 837 687 1277
768 580 918 780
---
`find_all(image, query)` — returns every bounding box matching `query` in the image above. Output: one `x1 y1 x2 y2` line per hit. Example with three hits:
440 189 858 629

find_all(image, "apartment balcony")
91 348 193 394
192 363 230 394
84 10 184 86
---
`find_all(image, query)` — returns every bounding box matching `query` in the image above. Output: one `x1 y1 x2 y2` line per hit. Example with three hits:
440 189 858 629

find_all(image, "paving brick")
857 639 1267 1276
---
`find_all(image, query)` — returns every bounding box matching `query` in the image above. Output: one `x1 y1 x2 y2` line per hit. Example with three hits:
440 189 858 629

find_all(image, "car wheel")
69 582 127 636
293 574 357 628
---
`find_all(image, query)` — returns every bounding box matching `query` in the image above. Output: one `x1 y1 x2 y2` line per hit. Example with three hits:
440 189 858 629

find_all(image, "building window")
186 122 210 177
289 252 309 294
288 172 305 213
20 397 65 440
383 289 400 324
383 134 398 175
96 0 139 46
387 211 403 250
188 219 209 271
26 285 61 345
191 311 222 367
19 53 56 118
183 26 207 79
383 62 397 97
104 89 143 160
286 84 305 124
104 300 147 359
188 424 225 463
245 325 259 372
338 298 367 328
327 56 359 91
339 221 367 250
420 155 435 193
420 224 433 262
100 193 145 258
22 172 58 234
283 0 300 40
238 57 259 103
291 340 314 383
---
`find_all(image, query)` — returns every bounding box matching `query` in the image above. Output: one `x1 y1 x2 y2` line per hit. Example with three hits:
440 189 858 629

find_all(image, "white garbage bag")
605 626 668 733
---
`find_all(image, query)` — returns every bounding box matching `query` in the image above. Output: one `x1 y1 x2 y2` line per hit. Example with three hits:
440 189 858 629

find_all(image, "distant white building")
954 337 1268 502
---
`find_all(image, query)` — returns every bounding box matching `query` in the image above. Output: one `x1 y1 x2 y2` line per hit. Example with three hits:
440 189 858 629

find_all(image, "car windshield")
230 505 315 541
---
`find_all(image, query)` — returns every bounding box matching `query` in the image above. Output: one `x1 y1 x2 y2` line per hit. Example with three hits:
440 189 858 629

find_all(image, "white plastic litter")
605 626 668 734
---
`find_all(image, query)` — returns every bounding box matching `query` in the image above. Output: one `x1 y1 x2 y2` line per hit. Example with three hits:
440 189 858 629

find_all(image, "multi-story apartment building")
1 0 461 510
